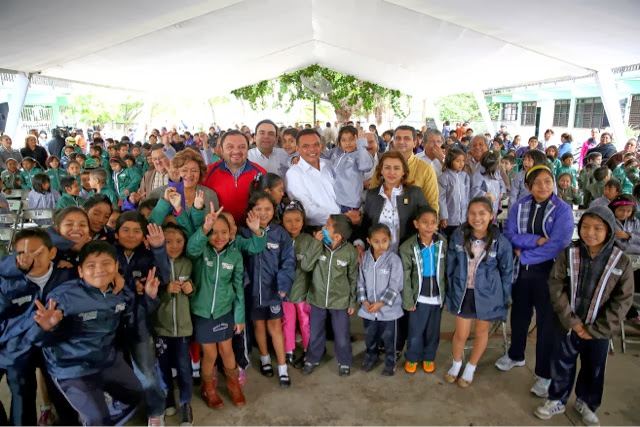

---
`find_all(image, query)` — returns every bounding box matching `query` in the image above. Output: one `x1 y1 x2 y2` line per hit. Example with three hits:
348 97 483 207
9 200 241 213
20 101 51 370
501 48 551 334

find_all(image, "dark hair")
604 178 622 193
83 194 113 213
142 142 152 150
557 172 572 181
115 211 148 236
46 156 60 168
14 227 53 249
560 152 574 162
60 176 77 193
546 145 558 159
415 205 438 222
561 133 573 142
586 152 602 161
138 198 159 213
480 151 499 177
254 119 278 137
31 173 50 194
93 137 105 146
162 223 187 256
219 129 250 147
367 223 391 238
246 191 277 217
523 149 547 166
502 155 516 165
282 199 306 225
90 145 103 155
123 154 136 163
445 148 465 169
76 153 87 161
54 207 89 230
525 166 554 189
461 197 496 261
394 125 416 141
337 126 358 146
585 162 597 171
633 183 640 200
608 194 636 217
329 214 353 241
624 158 639 168
250 173 283 198
593 166 610 182
295 128 321 145
282 127 299 141
78 241 117 266
116 142 129 151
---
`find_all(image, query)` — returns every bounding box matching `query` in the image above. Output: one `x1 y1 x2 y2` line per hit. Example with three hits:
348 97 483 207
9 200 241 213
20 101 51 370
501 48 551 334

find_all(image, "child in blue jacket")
445 197 513 388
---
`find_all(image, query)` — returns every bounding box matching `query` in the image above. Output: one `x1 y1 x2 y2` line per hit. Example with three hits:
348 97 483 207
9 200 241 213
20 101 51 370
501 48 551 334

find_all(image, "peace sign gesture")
202 202 224 235
34 298 63 331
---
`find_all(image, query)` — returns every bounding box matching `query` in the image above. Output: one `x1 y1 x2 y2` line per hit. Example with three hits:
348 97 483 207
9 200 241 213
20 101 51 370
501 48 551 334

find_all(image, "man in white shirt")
363 132 380 185
286 129 341 227
247 119 290 176
416 128 444 177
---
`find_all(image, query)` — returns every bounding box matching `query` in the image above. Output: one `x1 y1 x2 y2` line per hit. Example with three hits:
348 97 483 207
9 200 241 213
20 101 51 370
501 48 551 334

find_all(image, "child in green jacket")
19 157 42 190
55 176 86 210
45 156 66 192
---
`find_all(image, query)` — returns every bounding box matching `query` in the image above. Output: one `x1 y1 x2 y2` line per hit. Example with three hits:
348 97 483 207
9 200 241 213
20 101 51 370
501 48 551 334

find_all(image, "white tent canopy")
2 0 640 135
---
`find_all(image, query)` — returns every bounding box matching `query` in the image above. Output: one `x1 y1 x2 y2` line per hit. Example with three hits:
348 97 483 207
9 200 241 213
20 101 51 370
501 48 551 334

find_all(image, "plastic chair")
4 189 24 199
0 227 14 255
7 199 21 213
21 209 54 228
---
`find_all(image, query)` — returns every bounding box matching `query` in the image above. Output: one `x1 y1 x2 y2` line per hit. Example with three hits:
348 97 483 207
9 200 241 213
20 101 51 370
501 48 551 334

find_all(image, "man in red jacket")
201 130 265 225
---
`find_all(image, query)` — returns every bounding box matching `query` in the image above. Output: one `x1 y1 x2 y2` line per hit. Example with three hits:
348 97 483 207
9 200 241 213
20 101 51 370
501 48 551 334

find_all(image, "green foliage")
63 95 143 125
435 93 500 122
231 64 410 120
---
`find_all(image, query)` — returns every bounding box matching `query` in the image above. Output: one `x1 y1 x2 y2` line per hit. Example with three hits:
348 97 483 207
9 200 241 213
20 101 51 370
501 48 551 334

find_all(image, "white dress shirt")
416 152 443 177
286 157 340 226
248 147 290 176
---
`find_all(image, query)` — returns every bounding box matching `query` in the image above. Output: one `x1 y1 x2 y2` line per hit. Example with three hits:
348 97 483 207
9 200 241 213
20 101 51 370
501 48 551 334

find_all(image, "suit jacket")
359 185 429 247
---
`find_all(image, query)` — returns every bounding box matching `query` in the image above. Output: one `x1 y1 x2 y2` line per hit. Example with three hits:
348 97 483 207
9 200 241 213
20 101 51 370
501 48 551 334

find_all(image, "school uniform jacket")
557 187 582 208
399 233 448 310
357 249 404 321
19 167 43 190
614 216 640 254
470 166 506 217
45 168 67 193
154 256 193 338
113 167 142 200
446 228 513 321
438 169 470 226
55 193 86 210
289 232 316 303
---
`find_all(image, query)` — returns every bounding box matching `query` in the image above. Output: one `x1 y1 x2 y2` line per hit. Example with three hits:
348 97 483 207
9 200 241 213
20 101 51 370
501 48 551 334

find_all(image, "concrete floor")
3 311 639 426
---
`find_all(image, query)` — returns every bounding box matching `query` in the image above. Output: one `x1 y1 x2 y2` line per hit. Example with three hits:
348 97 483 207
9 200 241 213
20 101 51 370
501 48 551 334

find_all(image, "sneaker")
338 365 350 376
361 357 377 372
179 404 193 427
530 376 551 398
38 407 54 426
302 361 316 376
238 368 246 388
494 354 526 371
381 365 395 376
165 394 176 417
575 399 600 426
148 415 165 426
534 400 565 420
423 361 435 373
404 361 418 374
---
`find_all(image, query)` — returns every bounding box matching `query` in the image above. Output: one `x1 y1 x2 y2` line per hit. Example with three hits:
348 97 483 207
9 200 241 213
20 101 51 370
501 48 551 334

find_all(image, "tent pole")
595 68 626 149
473 89 494 136
5 72 32 138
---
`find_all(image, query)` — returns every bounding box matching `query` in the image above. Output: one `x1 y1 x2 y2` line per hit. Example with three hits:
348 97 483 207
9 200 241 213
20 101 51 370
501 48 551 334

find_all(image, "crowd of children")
0 125 636 427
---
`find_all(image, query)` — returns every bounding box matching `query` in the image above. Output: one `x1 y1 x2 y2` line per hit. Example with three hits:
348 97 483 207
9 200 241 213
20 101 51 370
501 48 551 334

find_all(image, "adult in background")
363 132 380 188
538 129 555 150
579 128 600 168
0 135 23 169
161 134 177 160
129 144 173 203
605 138 640 170
248 119 289 175
21 134 48 170
202 130 265 225
586 132 617 165
416 129 445 177
463 135 510 192
557 133 573 158
369 125 439 215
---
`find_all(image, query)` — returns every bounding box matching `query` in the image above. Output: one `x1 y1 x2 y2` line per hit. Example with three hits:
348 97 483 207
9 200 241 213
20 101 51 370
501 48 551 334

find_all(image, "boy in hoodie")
589 179 621 208
535 206 633 426
55 176 86 210
583 166 611 207
400 206 447 375
301 214 359 377
357 224 404 376
30 241 151 426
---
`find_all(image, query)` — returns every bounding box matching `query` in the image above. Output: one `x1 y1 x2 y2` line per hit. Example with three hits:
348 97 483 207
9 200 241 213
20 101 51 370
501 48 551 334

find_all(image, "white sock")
260 354 272 366
448 359 462 377
191 360 200 370
278 364 288 376
286 351 293 356
461 363 476 382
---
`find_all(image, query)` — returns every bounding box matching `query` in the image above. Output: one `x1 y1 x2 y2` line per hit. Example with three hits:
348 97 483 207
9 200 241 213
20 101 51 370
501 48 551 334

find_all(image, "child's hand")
616 229 631 240
34 299 63 331
362 301 372 311
181 281 193 295
344 209 361 224
347 307 355 316
367 302 384 313
406 306 417 312
146 223 165 248
124 189 130 197
144 267 160 299
163 187 176 202
167 190 182 211
572 187 579 194
16 244 44 272
234 323 245 334
313 230 323 241
356 246 364 266
246 210 262 235
57 260 74 269
278 291 287 299
571 322 593 340
129 191 144 204
536 237 549 246
514 248 521 258
194 190 205 210
168 281 182 294
440 219 447 229
291 156 300 165
113 272 125 295
202 202 221 234
485 192 496 203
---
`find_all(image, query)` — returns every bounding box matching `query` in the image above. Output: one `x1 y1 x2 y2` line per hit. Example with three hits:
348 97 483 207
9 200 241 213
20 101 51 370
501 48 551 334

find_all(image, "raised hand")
202 202 222 234
246 210 261 235
34 299 63 331
168 190 182 211
194 190 205 210
146 223 165 248
144 267 160 299
164 187 176 203
16 241 44 272
129 191 144 204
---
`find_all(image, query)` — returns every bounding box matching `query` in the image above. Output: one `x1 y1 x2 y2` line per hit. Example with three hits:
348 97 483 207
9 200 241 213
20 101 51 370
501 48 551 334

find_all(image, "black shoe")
302 361 316 376
260 363 274 377
165 393 176 416
361 357 377 373
279 373 291 388
180 403 193 426
339 365 351 376
382 365 395 376
292 353 306 369
285 353 294 365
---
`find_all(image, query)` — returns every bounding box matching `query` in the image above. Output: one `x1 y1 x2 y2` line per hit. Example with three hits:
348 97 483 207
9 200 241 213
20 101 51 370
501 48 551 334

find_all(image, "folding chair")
21 209 54 228
7 199 21 213
0 227 14 255
4 189 24 199
0 212 19 228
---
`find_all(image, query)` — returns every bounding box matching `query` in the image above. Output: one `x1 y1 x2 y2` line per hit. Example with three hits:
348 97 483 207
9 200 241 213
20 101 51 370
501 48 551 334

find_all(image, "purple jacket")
504 193 574 265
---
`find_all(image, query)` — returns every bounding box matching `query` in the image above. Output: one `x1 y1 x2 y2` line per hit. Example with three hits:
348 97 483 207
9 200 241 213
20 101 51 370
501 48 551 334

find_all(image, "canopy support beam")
5 72 32 138
473 89 494 136
595 68 626 148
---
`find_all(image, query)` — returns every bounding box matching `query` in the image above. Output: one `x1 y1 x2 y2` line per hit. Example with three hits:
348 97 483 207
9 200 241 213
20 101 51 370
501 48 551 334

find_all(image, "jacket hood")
578 205 616 249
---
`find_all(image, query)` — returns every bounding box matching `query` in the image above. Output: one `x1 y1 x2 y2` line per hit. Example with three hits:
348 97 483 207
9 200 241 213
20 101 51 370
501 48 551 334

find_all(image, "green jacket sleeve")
235 228 267 255
347 247 358 310
232 254 245 325
300 239 323 272
148 198 171 226
122 168 142 196
186 227 208 258
175 210 196 238
189 207 206 230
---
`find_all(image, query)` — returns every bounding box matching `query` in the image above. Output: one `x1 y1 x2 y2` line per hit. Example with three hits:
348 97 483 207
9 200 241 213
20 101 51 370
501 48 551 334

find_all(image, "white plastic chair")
0 227 14 254
22 209 54 228
4 189 24 199
7 199 21 213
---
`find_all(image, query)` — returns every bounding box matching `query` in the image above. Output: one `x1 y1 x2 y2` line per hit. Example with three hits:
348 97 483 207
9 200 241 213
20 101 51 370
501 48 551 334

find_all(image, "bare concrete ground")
2 311 639 425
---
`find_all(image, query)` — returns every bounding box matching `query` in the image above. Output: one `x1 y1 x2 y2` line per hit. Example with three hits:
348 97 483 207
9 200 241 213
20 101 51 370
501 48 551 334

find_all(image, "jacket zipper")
211 252 220 315
325 250 335 308
372 255 377 320
170 260 177 336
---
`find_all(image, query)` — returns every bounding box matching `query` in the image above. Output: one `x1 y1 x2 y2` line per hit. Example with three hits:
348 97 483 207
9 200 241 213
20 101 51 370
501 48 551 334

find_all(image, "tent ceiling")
1 0 639 98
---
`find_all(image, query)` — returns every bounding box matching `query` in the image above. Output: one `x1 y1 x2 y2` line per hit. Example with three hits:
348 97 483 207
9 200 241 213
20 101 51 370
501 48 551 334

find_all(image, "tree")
231 64 411 123
435 93 500 123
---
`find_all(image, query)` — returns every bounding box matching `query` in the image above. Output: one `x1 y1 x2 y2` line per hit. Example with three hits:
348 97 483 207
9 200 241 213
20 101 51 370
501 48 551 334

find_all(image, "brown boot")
224 367 246 407
201 379 224 408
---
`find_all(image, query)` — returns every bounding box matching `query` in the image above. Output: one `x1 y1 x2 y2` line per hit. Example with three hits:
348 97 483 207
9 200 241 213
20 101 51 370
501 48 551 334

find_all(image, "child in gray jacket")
357 223 404 376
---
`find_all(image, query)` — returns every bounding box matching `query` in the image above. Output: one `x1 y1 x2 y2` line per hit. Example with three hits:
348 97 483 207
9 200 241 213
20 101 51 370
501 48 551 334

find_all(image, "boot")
201 379 224 408
224 367 246 407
